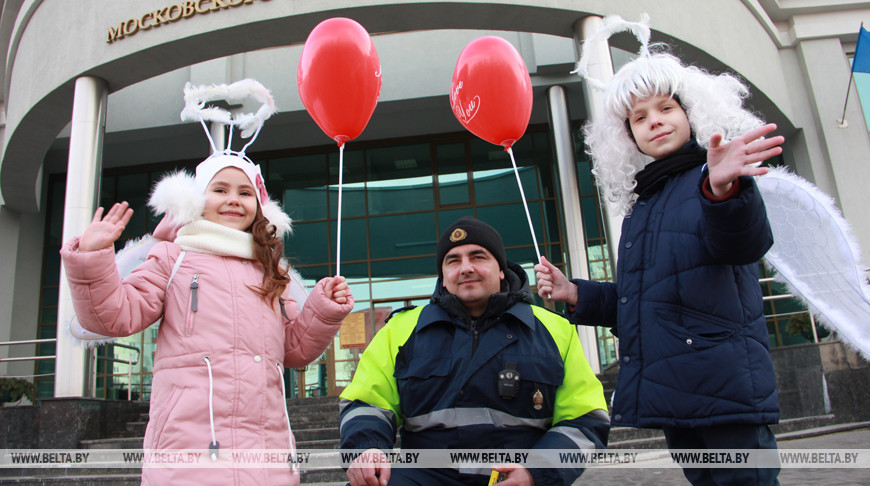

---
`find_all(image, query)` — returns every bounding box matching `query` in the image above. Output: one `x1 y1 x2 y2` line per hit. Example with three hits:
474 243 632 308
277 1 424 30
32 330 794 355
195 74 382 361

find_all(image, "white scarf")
174 219 255 260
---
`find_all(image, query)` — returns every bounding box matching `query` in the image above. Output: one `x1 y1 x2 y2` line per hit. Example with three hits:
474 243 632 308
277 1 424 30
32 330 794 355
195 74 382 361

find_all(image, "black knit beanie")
436 216 506 278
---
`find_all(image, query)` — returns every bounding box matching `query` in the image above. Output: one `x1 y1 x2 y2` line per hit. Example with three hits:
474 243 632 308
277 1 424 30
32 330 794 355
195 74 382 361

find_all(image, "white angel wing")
284 263 309 310
67 235 161 346
757 166 870 360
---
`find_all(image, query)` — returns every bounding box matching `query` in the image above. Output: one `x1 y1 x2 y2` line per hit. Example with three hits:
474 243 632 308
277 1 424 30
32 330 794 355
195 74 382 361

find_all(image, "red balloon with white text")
450 36 533 149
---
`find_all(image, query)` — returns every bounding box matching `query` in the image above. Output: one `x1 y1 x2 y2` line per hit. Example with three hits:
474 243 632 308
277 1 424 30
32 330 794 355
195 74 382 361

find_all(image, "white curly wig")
584 50 764 215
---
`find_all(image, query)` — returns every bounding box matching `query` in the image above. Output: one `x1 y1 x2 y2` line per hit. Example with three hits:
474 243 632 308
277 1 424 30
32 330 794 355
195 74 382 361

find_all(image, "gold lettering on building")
107 0 262 44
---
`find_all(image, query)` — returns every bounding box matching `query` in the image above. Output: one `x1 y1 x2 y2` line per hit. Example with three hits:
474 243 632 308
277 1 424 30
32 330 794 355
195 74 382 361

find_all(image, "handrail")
761 291 819 342
0 339 57 378
0 338 142 401
93 342 141 401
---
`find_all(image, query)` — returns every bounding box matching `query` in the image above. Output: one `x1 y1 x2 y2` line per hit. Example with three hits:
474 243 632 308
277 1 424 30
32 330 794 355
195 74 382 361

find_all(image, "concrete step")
79 437 143 450
292 410 340 428
301 467 346 484
124 421 147 437
294 426 340 443
297 438 341 449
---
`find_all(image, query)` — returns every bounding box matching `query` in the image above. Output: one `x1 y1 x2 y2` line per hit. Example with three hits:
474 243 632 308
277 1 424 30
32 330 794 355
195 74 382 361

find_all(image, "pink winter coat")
60 229 352 485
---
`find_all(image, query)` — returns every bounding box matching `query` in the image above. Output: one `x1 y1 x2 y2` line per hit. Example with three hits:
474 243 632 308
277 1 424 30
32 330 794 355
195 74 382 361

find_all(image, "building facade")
1 0 868 402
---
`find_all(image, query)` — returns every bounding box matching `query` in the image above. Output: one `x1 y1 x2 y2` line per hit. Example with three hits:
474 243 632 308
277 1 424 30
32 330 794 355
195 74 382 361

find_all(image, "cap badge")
449 228 467 242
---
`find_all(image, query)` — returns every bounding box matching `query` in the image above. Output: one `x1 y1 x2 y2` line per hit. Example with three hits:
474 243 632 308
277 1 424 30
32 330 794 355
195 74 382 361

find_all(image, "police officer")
340 217 610 485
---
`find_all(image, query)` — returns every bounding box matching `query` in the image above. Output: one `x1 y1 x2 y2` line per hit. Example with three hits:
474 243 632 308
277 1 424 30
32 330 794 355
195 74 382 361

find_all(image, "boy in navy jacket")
536 49 784 485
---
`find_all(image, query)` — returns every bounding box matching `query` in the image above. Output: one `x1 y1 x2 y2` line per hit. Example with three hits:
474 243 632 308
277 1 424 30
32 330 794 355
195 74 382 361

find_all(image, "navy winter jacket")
570 156 779 429
340 263 610 485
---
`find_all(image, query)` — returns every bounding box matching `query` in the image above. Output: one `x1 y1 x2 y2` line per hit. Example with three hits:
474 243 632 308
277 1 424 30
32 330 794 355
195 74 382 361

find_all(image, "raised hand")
79 202 133 252
534 256 578 305
707 123 784 197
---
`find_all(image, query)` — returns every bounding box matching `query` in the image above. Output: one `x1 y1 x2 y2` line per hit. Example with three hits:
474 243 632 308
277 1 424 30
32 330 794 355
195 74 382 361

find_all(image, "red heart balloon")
298 18 382 146
450 36 533 149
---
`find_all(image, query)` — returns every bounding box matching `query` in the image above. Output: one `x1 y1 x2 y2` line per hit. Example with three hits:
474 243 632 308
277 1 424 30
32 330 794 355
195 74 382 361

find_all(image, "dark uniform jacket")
341 262 609 485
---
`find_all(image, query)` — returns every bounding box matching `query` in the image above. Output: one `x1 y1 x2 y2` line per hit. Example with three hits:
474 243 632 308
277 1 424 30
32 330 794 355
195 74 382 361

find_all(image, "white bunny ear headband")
572 13 651 90
149 79 292 237
180 78 278 155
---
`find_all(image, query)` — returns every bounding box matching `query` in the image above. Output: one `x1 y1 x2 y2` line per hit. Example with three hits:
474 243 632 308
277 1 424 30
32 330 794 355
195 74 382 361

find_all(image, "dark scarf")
633 139 706 196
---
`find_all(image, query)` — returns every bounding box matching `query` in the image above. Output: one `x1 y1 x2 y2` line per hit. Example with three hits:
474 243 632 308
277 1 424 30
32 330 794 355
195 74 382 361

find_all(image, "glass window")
331 217 368 262
368 213 437 260
286 221 330 265
477 202 543 250
117 173 149 242
336 261 369 280
366 144 433 215
370 256 434 278
286 186 328 222
328 149 367 219
436 143 470 206
47 182 65 246
371 276 436 301
43 250 61 287
273 154 327 221
437 208 475 235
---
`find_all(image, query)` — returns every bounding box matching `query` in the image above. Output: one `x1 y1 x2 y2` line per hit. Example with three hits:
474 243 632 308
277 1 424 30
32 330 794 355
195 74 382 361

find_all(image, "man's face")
441 244 504 317
627 93 691 161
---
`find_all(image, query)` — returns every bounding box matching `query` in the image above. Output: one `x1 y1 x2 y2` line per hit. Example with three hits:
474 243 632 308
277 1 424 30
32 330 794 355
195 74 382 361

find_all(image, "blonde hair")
583 50 764 215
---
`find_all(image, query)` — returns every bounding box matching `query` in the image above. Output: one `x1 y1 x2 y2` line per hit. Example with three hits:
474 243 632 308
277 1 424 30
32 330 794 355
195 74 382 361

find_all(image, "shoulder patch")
385 305 418 324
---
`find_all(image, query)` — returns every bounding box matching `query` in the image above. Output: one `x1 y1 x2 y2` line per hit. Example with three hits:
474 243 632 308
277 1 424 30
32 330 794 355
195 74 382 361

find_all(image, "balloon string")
336 143 344 277
508 147 550 299
507 147 542 264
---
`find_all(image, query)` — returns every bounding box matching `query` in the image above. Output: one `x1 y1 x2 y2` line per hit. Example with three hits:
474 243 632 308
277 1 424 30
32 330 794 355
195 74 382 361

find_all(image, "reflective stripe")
458 466 493 476
339 405 396 435
404 407 550 432
588 408 611 424
548 425 597 449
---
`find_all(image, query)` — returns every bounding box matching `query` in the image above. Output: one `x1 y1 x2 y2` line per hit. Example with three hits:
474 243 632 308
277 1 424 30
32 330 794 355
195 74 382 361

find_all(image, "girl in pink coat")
60 82 354 485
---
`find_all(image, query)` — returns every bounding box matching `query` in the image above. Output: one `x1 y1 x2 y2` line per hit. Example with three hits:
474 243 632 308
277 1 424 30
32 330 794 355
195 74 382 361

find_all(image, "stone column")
55 77 108 397
575 16 622 274
547 84 600 373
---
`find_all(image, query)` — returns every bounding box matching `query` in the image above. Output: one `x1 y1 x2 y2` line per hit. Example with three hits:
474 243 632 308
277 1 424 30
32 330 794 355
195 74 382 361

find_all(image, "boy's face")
627 94 691 161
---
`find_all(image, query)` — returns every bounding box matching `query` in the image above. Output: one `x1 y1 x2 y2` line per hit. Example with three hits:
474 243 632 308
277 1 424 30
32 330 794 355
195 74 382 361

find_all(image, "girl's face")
627 94 691 161
202 167 258 231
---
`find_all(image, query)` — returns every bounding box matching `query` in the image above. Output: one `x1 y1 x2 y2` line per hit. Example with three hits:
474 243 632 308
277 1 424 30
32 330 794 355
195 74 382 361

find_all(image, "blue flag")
854 25 870 74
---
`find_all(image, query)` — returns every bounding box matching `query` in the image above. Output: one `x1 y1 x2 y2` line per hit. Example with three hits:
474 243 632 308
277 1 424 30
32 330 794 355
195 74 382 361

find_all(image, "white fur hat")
148 157 292 238
148 79 292 237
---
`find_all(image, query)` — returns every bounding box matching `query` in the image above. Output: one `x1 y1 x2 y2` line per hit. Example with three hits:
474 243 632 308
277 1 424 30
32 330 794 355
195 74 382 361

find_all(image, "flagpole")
838 74 854 127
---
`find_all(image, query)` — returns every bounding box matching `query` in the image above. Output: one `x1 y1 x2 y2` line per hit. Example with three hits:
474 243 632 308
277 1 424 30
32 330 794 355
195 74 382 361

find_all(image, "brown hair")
248 205 289 307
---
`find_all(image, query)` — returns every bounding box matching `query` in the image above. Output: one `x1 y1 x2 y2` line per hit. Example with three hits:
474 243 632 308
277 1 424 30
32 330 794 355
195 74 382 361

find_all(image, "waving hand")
79 202 134 252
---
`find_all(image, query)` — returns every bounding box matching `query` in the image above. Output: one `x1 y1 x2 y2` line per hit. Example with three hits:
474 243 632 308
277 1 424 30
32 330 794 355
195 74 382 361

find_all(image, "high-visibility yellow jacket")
340 272 609 485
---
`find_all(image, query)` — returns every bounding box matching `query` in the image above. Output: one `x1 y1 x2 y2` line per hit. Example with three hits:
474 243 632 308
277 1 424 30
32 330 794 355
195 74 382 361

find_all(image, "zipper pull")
190 274 199 312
